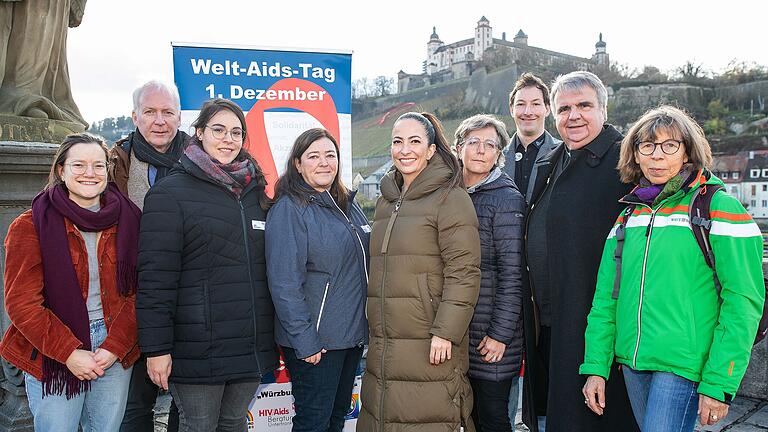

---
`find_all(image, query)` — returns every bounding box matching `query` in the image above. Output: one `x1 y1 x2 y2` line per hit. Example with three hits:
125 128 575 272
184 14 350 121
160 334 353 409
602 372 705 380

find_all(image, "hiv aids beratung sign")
172 43 359 431
172 42 353 197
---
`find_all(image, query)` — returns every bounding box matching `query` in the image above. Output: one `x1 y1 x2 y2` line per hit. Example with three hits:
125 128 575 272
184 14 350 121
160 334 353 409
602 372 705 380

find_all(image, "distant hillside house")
712 153 747 202
360 160 393 200
741 150 768 219
398 16 609 93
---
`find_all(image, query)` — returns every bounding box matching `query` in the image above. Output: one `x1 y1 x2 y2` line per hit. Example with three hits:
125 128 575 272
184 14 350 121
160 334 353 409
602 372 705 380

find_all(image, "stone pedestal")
0 114 84 144
0 140 59 431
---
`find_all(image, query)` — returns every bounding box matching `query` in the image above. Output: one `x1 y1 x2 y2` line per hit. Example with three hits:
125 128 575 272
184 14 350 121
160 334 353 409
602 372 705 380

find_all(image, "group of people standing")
1 69 765 432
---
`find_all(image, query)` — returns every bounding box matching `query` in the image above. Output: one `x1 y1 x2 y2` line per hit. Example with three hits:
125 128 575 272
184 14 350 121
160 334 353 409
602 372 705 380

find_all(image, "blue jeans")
623 367 699 432
24 319 133 432
507 376 521 427
169 379 260 432
282 346 363 432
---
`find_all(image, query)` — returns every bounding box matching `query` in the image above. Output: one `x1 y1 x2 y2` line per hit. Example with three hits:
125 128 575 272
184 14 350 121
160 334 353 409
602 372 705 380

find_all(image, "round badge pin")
515 152 523 162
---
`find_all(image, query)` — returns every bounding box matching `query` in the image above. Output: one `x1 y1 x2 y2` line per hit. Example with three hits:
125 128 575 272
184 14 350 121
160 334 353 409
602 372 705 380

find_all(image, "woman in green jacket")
580 106 764 432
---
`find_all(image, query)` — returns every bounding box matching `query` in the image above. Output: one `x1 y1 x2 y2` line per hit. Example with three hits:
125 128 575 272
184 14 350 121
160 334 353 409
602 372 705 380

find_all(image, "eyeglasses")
65 161 109 175
462 136 499 152
636 139 683 156
205 125 244 141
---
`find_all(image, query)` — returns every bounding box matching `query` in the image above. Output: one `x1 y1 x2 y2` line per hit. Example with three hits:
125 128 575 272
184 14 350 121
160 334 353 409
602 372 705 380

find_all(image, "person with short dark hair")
266 127 370 432
1 133 141 431
136 99 278 432
581 105 764 432
503 73 561 203
502 72 562 428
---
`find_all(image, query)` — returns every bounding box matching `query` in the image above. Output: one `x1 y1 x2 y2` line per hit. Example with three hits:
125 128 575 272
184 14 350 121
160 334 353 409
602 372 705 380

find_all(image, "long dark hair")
188 98 270 209
275 128 349 210
395 112 462 193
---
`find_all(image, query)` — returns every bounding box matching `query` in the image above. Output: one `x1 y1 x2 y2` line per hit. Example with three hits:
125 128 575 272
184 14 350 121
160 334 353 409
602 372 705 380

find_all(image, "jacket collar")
507 130 561 160
620 168 715 206
511 131 545 150
470 170 517 194
580 124 622 161
65 217 116 240
380 155 454 202
467 167 502 194
302 180 357 208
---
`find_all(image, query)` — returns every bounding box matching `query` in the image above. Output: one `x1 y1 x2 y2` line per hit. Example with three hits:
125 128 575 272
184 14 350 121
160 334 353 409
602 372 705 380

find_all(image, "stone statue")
0 0 88 128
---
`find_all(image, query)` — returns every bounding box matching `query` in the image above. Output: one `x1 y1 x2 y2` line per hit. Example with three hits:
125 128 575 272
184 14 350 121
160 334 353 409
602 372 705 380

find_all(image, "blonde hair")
618 105 713 184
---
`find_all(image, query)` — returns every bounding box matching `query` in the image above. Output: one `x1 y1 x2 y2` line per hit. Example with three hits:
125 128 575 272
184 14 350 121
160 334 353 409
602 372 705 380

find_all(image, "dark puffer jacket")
136 155 279 384
467 170 525 382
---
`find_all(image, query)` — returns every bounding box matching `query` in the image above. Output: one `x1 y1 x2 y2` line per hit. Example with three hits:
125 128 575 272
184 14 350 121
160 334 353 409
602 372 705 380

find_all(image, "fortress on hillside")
398 16 610 93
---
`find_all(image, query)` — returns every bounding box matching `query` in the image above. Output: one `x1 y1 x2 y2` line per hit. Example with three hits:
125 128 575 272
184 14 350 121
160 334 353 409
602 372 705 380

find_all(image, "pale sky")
67 0 768 124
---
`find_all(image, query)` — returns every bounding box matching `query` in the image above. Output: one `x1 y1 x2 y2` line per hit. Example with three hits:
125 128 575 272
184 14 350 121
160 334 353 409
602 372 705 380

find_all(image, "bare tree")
352 77 370 99
373 75 394 97
598 61 639 85
635 65 668 83
720 59 768 84
675 60 708 81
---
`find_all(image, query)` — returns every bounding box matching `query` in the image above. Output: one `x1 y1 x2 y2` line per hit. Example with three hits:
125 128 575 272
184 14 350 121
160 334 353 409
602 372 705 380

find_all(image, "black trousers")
120 356 179 432
535 325 552 416
469 377 513 432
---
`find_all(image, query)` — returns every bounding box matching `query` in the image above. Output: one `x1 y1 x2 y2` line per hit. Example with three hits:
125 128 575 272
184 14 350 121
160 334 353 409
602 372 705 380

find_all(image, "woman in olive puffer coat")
358 112 481 432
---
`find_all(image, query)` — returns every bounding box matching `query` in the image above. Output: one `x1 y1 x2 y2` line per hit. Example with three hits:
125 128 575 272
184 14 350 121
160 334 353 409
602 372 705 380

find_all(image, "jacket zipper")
379 194 403 429
633 204 656 368
327 193 369 343
327 192 369 285
316 281 330 331
238 198 263 375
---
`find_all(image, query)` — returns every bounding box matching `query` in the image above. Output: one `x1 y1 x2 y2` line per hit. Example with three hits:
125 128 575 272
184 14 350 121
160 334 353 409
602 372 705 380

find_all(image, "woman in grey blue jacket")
265 128 370 432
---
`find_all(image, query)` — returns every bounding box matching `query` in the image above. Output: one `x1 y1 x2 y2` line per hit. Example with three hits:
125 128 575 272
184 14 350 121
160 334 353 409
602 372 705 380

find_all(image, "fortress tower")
427 26 443 75
474 16 492 61
593 33 609 67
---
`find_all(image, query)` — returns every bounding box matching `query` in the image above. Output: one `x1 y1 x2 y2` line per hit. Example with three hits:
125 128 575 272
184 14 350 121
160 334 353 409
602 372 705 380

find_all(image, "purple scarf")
30 183 140 398
635 163 695 206
634 183 664 205
184 144 254 197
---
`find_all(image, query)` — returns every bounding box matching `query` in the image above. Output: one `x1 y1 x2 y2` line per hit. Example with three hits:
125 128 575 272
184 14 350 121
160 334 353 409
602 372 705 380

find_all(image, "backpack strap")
688 184 725 295
612 205 635 300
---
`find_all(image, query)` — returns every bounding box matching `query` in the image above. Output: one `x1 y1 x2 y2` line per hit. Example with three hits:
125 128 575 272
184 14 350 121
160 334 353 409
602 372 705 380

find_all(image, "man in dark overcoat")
521 71 638 432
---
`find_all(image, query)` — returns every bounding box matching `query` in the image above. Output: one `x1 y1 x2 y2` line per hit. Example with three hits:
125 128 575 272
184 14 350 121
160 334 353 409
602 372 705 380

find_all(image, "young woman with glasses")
136 98 278 431
0 133 142 431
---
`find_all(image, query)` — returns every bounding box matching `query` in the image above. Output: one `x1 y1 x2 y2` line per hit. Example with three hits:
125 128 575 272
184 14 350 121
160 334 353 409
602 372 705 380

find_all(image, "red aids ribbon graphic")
245 78 340 197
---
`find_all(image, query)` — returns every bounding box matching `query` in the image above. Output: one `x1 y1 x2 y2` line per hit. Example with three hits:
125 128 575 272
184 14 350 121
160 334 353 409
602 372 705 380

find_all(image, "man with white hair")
110 80 188 210
520 71 637 432
110 80 187 431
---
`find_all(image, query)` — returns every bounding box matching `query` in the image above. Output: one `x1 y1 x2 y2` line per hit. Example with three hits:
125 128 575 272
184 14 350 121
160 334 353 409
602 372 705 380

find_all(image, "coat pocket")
316 279 331 332
417 273 435 323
